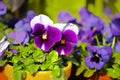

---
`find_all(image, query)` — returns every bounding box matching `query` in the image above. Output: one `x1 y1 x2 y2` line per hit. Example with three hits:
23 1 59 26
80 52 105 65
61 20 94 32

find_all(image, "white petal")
64 23 79 35
30 14 53 29
0 36 6 43
60 50 65 55
41 44 45 51
53 23 66 31
0 41 9 53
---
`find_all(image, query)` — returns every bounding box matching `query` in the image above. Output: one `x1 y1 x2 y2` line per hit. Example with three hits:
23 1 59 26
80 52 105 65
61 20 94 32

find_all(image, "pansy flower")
0 1 6 15
79 7 92 22
110 13 120 36
7 31 28 45
53 23 79 55
0 36 9 57
30 14 62 52
83 15 104 33
57 10 76 23
85 46 112 70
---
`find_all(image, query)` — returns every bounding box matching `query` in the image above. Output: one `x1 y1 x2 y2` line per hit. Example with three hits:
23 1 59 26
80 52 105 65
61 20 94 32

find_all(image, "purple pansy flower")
79 7 92 22
26 10 36 21
110 13 120 36
7 31 28 45
0 36 9 57
0 1 6 15
57 10 76 23
83 15 104 33
85 46 112 70
53 23 79 55
30 14 62 52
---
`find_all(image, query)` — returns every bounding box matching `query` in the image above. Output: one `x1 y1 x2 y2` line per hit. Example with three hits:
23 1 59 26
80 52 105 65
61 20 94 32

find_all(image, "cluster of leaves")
2 43 67 80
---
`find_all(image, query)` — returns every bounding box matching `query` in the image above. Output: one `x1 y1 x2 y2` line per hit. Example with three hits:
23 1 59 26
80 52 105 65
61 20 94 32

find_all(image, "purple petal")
57 10 76 23
34 35 43 48
55 42 73 55
104 7 111 15
10 49 18 54
26 10 36 21
47 26 62 42
32 23 45 35
98 48 110 62
63 30 77 43
0 1 7 15
115 41 120 52
79 7 91 21
85 56 95 68
7 31 26 44
95 61 104 70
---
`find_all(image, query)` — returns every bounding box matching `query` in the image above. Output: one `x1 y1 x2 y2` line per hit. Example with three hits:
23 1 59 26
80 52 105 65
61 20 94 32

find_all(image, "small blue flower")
85 46 112 70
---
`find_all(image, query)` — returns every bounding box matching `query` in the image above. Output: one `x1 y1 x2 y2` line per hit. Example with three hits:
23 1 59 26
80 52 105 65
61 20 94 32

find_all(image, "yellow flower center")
61 39 65 44
42 33 47 40
95 54 99 58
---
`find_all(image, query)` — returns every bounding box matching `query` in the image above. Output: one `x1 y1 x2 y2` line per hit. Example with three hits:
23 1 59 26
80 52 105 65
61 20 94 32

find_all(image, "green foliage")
3 43 67 80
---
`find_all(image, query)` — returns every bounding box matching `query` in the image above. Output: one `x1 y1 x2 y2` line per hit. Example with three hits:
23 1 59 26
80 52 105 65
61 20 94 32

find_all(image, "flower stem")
95 35 100 46
111 37 116 49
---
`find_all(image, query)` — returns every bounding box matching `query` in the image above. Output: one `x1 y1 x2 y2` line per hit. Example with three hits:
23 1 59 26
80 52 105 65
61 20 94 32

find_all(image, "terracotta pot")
0 68 8 80
3 61 72 80
88 73 117 80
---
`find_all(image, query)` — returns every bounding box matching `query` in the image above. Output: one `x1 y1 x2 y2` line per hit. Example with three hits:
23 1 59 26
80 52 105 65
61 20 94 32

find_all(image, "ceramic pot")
88 73 117 80
3 61 72 80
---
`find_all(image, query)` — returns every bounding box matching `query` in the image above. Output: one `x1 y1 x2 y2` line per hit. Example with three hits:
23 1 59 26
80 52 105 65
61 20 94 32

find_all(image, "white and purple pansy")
30 14 62 52
53 23 79 55
0 36 9 57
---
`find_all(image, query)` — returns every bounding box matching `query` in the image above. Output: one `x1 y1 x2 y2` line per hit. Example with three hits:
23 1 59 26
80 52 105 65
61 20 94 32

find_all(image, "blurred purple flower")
110 13 120 36
30 14 62 52
83 15 104 33
85 46 112 70
15 18 32 32
26 10 36 21
79 7 92 22
104 7 111 16
7 31 28 45
102 26 113 39
10 49 18 54
79 30 95 43
0 1 6 15
58 10 76 23
0 36 9 57
53 23 79 55
115 41 120 52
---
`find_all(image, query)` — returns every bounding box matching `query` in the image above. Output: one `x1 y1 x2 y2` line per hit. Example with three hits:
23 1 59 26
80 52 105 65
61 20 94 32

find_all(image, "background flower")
0 1 6 15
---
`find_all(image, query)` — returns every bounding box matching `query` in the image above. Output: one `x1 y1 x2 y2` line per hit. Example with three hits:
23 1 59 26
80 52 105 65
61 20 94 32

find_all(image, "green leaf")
112 52 120 64
47 50 58 63
13 70 25 80
12 55 20 64
23 57 34 65
84 68 96 78
76 61 86 76
25 64 39 74
52 65 60 77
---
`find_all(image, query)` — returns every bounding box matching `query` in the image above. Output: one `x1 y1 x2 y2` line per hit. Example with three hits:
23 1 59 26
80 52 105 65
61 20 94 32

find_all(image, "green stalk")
95 35 100 46
111 37 116 49
95 0 103 16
